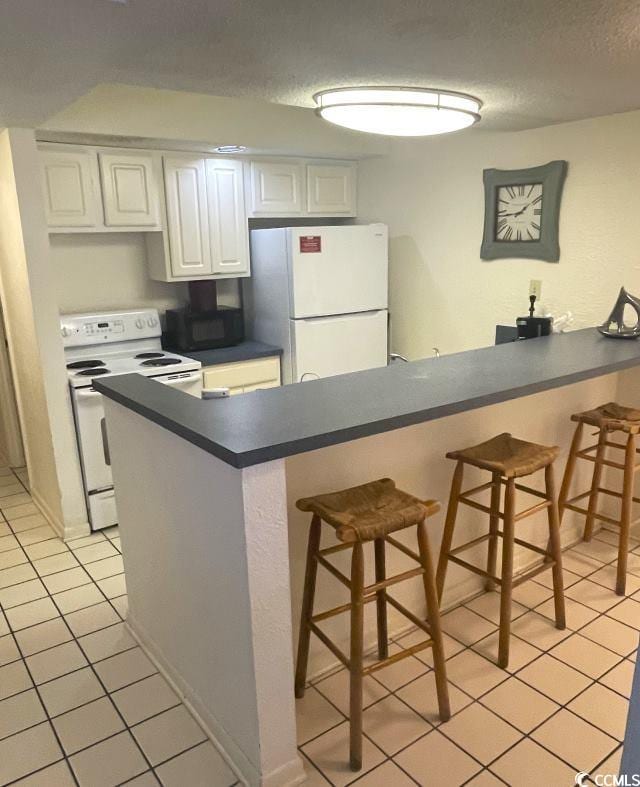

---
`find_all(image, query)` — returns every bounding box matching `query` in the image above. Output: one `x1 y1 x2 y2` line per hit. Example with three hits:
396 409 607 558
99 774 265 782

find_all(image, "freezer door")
291 310 388 382
288 224 388 318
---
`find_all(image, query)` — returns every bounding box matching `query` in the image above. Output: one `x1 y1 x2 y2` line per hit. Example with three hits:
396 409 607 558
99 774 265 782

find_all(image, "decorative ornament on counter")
598 287 640 339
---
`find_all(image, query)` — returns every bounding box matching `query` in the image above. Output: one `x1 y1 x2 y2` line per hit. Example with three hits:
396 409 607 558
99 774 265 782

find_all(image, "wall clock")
480 160 568 262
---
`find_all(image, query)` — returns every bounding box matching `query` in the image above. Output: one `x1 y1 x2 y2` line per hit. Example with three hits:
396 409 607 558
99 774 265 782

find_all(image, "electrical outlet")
529 279 542 300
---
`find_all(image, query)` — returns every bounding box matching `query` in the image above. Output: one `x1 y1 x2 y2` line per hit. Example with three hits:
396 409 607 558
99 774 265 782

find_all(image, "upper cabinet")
98 152 160 227
250 161 303 215
40 146 101 228
206 158 249 276
306 163 356 215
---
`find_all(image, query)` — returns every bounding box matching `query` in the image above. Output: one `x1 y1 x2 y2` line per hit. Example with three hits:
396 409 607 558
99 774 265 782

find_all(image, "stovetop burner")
67 360 106 370
141 358 182 367
76 368 111 377
135 352 165 359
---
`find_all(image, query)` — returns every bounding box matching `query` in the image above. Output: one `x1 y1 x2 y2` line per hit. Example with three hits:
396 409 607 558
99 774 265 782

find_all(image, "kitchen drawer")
202 356 281 391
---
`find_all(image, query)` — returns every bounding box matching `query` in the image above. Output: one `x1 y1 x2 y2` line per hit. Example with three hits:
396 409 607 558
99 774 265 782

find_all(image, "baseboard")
125 612 305 787
30 486 91 542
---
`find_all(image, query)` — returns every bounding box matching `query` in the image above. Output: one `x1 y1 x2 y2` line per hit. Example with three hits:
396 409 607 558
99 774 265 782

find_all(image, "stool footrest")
596 487 640 505
564 502 620 527
511 560 557 588
576 449 626 470
363 638 434 676
459 496 502 518
308 622 350 669
447 553 502 585
513 499 551 522
385 535 421 564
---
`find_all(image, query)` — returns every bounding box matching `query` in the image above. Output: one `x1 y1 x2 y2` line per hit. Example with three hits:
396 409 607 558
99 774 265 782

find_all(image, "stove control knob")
147 317 158 328
135 318 145 329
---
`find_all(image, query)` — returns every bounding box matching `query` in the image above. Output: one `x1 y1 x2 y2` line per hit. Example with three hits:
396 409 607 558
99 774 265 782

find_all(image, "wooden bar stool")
294 478 450 772
558 402 640 596
436 433 566 669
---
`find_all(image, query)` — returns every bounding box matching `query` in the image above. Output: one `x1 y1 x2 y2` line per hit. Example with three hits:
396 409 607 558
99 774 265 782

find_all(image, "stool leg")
485 472 502 591
545 464 566 629
349 541 365 772
294 515 321 699
417 519 451 722
374 538 389 660
558 421 584 522
617 433 636 596
437 460 464 604
584 428 607 542
498 478 516 669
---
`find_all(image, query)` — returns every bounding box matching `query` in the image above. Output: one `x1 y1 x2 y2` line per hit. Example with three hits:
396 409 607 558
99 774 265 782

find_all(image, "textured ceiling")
3 0 640 131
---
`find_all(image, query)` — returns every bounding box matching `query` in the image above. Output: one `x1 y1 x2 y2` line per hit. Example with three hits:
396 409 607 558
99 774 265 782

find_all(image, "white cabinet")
250 161 303 215
306 163 356 215
206 158 249 276
202 356 281 395
98 152 160 228
163 156 212 278
40 146 100 228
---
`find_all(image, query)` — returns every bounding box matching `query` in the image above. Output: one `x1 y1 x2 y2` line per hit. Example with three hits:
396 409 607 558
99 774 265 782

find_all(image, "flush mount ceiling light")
214 145 247 154
313 87 481 137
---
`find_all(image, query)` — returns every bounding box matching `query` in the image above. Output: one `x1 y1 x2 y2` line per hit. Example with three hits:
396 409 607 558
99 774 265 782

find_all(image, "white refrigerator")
247 224 389 384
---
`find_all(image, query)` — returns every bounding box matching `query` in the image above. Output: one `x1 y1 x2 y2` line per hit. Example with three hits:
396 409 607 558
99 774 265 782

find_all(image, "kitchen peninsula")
96 329 640 787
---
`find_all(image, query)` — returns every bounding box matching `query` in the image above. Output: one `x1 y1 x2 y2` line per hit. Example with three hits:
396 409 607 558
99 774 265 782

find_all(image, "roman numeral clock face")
495 184 543 241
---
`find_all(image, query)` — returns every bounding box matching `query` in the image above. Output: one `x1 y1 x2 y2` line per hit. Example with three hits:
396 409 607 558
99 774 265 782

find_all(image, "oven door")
156 369 203 396
73 387 112 494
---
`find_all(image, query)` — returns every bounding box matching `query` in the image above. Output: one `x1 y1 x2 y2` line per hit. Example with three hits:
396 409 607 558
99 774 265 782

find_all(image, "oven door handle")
100 418 111 466
161 372 202 386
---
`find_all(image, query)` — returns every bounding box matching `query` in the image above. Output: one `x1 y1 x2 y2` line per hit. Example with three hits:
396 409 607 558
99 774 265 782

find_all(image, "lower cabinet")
202 356 281 395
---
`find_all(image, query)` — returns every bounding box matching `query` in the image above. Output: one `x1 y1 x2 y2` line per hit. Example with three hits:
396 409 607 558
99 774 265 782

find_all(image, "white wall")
358 110 640 359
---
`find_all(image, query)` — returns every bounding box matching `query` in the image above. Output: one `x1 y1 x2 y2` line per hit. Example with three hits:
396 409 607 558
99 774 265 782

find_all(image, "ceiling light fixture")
214 145 247 154
313 87 481 137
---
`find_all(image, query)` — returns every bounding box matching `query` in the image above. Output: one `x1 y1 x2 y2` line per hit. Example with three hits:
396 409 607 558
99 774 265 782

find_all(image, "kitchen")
1 2 640 786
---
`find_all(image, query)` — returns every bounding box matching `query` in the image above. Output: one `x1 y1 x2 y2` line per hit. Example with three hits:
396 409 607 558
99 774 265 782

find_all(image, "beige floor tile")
607 597 640 628
441 606 497 646
490 738 576 786
568 683 630 741
74 542 119 565
395 728 481 785
299 760 331 786
0 547 28 570
0 611 8 637
595 528 628 547
471 630 542 673
0 521 10 538
64 601 120 637
94 646 155 691
350 760 415 786
0 721 62 784
33 552 80 577
314 668 389 716
536 595 599 630
0 688 46 739
8 513 47 534
69 730 147 787
0 659 33 700
366 642 428 691
580 615 639 657
481 676 559 733
617 552 640 577
67 533 108 551
13 759 76 786
96 574 127 599
0 533 20 553
550 633 623 679
26 641 88 685
103 526 120 541
591 565 640 594
16 525 58 547
14 617 72 657
561 550 605 577
38 666 105 717
132 705 207 766
518 654 592 704
593 745 623 780
301 721 386 787
397 629 465 666
53 696 124 755
42 567 92 595
84 555 124 581
0 562 36 589
465 770 505 786
0 633 20 666
77 621 136 663
5 596 59 631
361 694 430 756
111 673 179 726
600 658 636 697
53 584 105 614
2 493 36 510
110 595 128 619
396 669 472 726
440 701 522 765
155 740 236 787
0 483 29 499
464 591 528 625
295 686 344 745
572 537 621 563
0 577 47 609
565 578 625 613
532 708 618 772
531 566 582 590
122 773 160 787
445 649 508 698
24 539 69 561
4 503 39 521
510 611 571 650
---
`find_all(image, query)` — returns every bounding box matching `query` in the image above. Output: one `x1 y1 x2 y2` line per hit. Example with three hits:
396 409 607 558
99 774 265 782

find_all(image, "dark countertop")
95 329 640 469
164 340 282 367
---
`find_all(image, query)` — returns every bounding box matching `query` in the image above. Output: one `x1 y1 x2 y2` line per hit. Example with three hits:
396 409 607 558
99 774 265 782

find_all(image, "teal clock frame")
480 160 568 262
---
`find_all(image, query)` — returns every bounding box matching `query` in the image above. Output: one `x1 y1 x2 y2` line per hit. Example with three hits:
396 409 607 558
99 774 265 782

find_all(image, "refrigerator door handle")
299 372 321 383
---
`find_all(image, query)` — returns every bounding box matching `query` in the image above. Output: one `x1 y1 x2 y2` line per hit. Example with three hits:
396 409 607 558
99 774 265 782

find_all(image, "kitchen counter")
96 328 640 469
169 340 282 368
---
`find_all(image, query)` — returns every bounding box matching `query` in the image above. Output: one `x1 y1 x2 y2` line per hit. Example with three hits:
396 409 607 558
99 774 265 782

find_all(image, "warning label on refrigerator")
299 235 322 253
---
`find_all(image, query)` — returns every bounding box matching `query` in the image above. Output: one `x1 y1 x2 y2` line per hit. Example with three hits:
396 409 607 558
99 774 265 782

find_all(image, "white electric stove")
63 309 202 530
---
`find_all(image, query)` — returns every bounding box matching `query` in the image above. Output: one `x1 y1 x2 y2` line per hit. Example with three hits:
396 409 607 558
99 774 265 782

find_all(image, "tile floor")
0 459 638 786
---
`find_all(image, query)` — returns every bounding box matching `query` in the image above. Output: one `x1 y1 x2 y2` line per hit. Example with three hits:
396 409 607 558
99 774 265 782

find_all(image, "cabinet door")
206 159 249 276
250 161 302 215
306 163 356 215
202 357 281 392
40 147 100 228
163 156 212 277
99 151 160 227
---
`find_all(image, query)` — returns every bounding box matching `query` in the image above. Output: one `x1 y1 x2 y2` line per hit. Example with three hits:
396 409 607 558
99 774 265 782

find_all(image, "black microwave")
164 306 245 351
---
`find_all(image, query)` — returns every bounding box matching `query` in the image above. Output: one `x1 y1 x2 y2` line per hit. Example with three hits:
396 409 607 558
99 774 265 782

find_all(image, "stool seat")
297 478 439 543
571 402 640 434
446 433 559 478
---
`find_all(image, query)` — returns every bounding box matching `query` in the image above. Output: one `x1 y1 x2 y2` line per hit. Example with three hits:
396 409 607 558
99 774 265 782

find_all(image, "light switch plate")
529 279 542 300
